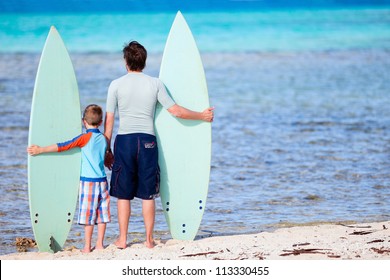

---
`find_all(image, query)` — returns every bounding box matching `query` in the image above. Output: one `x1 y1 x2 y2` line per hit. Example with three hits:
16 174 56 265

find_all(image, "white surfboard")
28 26 81 252
155 11 211 240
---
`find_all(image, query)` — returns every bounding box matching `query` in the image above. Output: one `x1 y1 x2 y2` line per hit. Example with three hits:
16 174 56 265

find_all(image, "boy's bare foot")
95 245 105 250
114 240 127 249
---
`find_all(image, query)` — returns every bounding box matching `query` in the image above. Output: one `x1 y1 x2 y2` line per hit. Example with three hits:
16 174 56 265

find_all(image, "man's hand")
201 107 214 122
104 150 114 170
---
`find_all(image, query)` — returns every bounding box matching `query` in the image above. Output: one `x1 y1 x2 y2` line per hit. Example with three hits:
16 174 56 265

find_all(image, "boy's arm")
57 133 91 152
27 133 90 156
27 144 58 156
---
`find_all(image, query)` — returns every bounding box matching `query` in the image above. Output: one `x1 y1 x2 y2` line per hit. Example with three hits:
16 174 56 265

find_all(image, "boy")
27 104 110 253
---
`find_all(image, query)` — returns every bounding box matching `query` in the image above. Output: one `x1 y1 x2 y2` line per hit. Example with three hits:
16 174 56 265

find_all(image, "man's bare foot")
114 240 127 249
81 247 92 253
95 245 105 250
144 240 156 249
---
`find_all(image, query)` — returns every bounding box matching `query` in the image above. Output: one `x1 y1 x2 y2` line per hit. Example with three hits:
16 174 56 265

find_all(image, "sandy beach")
1 221 390 260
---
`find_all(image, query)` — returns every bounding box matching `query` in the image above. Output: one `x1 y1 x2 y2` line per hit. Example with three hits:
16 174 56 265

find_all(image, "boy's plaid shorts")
77 179 110 225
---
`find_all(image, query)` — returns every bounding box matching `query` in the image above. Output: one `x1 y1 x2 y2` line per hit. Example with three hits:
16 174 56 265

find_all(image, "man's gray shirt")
106 72 175 136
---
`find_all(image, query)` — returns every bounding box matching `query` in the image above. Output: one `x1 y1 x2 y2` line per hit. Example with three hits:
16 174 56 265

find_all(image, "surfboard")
155 11 211 240
28 26 81 253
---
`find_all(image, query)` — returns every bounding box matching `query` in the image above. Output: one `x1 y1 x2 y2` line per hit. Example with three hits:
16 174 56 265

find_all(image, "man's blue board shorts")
110 133 160 200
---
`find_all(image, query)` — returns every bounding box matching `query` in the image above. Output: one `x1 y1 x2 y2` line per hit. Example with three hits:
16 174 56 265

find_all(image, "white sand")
1 221 390 260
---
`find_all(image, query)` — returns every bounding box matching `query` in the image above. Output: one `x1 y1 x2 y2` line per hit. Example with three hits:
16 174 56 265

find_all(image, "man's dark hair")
123 41 147 71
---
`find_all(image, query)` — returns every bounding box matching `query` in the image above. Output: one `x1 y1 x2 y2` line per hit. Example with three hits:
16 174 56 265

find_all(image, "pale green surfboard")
28 26 81 252
155 11 211 240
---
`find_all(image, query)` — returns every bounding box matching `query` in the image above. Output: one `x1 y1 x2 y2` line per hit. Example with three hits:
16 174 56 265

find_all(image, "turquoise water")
1 7 390 255
1 8 390 53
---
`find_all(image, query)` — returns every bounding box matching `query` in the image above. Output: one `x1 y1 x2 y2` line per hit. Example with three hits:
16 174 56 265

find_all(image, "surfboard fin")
49 236 62 253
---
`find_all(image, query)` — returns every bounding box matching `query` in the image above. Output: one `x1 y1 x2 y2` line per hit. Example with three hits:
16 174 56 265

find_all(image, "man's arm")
104 112 115 169
104 112 115 148
167 104 214 122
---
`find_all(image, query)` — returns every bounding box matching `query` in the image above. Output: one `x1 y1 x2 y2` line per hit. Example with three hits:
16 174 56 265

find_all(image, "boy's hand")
27 145 42 156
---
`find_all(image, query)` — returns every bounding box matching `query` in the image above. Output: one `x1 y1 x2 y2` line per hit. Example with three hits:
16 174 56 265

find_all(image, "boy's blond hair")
83 104 103 126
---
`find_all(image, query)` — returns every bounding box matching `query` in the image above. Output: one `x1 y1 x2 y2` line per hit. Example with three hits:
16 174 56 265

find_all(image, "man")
104 41 213 249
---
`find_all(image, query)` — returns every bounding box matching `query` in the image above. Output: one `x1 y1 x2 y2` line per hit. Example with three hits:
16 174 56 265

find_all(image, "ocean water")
1 6 390 255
